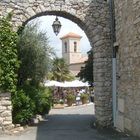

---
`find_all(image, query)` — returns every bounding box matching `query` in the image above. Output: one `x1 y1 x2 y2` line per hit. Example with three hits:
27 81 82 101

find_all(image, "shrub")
12 86 52 125
59 99 64 104
66 94 75 101
81 94 89 104
35 87 52 115
12 90 35 125
80 94 89 100
66 93 75 106
21 85 52 115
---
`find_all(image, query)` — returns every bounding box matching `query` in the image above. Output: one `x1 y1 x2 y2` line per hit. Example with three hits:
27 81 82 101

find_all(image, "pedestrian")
76 90 81 105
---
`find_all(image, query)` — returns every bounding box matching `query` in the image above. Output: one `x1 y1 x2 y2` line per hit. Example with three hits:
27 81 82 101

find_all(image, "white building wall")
61 36 82 65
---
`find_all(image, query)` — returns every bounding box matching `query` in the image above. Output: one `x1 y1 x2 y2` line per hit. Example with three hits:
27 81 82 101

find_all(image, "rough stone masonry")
0 93 13 131
0 0 112 128
114 0 140 137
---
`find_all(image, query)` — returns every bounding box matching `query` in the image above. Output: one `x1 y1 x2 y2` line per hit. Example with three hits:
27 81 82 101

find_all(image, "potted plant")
53 99 64 109
81 94 89 104
66 94 75 106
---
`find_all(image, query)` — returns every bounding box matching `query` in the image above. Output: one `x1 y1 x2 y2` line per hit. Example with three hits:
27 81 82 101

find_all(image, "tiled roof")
60 32 82 39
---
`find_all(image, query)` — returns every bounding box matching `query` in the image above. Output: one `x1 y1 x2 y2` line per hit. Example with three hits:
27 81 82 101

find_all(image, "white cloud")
29 16 91 57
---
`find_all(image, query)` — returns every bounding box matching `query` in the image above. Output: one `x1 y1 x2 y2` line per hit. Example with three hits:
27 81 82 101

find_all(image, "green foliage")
36 87 52 115
0 16 19 92
12 90 35 125
66 93 75 101
59 99 64 105
81 94 89 104
80 94 89 100
12 85 52 124
49 57 74 82
17 23 54 86
22 85 52 115
12 22 54 125
66 93 75 106
77 49 93 86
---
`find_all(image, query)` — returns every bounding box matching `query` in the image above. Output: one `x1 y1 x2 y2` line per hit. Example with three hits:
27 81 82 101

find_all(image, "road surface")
0 103 139 140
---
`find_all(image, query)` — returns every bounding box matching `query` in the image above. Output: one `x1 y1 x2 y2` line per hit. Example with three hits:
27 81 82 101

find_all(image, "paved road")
0 103 139 140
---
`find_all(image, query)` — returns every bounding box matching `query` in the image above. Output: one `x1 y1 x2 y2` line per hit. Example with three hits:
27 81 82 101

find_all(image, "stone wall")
114 0 140 137
0 0 112 127
0 93 13 132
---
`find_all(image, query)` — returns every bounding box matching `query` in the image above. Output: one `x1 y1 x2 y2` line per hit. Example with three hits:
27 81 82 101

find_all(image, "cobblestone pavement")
0 103 139 140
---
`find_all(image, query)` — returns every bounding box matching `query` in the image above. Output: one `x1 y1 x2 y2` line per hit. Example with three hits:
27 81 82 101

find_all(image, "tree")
0 14 19 92
77 49 93 85
17 23 54 86
12 23 53 124
49 57 74 82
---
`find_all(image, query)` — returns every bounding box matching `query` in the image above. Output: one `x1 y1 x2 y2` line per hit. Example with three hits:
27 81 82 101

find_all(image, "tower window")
64 42 67 53
74 42 77 52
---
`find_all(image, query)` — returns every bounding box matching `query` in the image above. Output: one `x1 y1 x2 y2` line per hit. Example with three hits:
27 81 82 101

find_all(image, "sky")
29 16 91 57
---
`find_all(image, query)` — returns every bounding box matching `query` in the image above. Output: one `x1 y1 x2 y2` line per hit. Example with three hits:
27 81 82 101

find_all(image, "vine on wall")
0 15 20 92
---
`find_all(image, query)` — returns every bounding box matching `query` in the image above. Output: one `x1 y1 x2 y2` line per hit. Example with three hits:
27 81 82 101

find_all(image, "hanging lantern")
52 16 62 36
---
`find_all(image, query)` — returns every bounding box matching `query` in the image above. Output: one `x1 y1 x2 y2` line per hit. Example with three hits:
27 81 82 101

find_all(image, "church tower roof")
60 32 82 39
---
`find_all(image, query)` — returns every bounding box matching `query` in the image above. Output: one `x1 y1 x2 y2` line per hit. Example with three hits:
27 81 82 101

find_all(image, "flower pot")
81 94 89 104
66 94 75 106
81 98 87 104
67 99 73 106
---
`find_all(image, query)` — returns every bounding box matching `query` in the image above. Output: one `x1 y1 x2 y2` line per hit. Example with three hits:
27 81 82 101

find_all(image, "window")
64 42 67 53
74 42 77 52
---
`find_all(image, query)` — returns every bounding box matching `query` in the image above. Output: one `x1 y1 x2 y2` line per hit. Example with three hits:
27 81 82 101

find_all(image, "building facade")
60 32 87 76
114 0 140 137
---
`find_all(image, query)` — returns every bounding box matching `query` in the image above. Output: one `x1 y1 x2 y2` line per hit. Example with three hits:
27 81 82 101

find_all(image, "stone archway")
0 0 112 127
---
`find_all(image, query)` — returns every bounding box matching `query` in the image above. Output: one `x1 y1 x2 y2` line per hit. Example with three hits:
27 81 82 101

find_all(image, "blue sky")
29 16 91 57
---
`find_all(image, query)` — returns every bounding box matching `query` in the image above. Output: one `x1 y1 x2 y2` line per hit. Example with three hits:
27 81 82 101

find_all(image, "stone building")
0 0 140 137
114 0 140 137
60 32 87 76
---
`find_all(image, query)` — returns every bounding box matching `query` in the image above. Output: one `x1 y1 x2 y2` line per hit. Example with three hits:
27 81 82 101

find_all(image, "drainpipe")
109 0 117 127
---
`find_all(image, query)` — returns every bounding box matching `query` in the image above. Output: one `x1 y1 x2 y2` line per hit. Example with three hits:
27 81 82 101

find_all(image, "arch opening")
21 10 112 127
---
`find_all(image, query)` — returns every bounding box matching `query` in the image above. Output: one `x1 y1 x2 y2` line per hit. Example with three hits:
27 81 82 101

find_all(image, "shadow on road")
36 114 94 140
35 114 139 140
